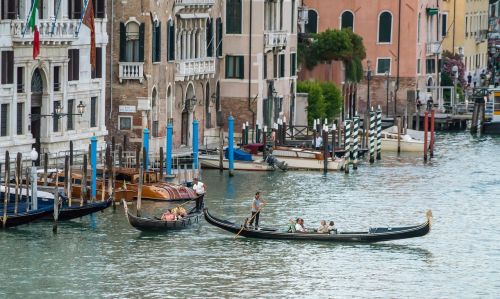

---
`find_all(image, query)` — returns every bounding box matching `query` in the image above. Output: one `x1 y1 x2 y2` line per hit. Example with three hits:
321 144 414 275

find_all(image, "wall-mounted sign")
119 105 136 113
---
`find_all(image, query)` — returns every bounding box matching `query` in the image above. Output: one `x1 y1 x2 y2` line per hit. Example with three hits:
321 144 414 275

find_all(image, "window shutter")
238 56 244 79
152 24 157 62
216 18 222 57
207 19 213 57
119 22 126 62
168 21 175 61
139 23 145 62
74 50 80 80
157 22 161 62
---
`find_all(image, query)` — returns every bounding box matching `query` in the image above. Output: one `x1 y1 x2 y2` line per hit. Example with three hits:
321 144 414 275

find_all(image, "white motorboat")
381 126 426 152
255 147 345 171
199 154 281 171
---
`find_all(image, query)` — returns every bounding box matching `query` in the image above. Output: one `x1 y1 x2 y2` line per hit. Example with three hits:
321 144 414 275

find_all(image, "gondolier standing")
248 192 267 229
192 178 206 210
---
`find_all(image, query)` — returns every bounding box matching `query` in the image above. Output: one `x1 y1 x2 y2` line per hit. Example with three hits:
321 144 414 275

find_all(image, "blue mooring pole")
143 128 149 171
166 122 173 176
192 119 199 171
228 115 235 175
90 136 97 201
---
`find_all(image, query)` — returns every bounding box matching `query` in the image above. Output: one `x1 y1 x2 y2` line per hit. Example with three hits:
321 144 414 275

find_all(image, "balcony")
426 41 441 56
119 62 144 83
174 0 214 13
175 58 215 81
264 30 288 50
475 30 488 43
10 19 80 44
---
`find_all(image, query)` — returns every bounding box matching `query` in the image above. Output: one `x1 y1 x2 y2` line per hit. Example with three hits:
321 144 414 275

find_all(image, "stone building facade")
301 0 443 117
106 0 221 151
0 0 108 162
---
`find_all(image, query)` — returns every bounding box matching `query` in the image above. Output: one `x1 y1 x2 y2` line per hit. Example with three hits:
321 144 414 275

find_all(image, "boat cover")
225 149 253 161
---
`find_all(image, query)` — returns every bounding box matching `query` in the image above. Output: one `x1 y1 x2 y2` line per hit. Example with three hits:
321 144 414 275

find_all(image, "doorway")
181 110 189 145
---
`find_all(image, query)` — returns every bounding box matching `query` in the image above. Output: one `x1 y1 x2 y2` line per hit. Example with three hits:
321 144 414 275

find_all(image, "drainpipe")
452 0 456 54
109 0 114 121
248 0 256 142
395 0 401 116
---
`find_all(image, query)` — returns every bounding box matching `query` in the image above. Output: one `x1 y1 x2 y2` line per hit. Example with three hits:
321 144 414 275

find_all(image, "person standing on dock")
192 178 206 210
249 192 267 229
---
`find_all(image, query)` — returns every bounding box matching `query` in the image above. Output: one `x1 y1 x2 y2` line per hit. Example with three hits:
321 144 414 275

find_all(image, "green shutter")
238 56 244 79
157 22 161 62
225 56 230 78
279 54 285 77
426 8 438 16
119 22 126 62
139 23 145 62
152 24 157 62
168 21 175 61
216 18 223 57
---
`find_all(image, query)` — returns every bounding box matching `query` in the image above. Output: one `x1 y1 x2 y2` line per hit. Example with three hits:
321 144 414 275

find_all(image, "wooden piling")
282 121 287 146
52 185 59 234
2 151 10 228
14 153 21 215
81 154 88 205
262 129 268 158
219 129 224 172
118 146 123 168
25 166 30 212
69 141 74 166
424 111 429 162
64 155 69 206
323 129 329 173
43 153 48 186
430 109 435 158
135 147 140 170
331 127 336 158
397 117 401 154
137 149 144 217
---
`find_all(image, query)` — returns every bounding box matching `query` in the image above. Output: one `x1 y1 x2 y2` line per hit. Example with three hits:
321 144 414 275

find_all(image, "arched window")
378 11 392 43
341 11 354 30
152 88 159 137
126 22 140 61
167 20 175 61
305 10 318 34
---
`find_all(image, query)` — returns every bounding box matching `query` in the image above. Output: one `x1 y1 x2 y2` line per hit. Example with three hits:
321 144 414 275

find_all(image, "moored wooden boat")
204 209 432 242
122 196 204 231
255 147 345 171
0 191 54 228
381 126 426 152
199 154 277 171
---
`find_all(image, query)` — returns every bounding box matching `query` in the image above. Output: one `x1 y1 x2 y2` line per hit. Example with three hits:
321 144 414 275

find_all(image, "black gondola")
55 195 113 221
204 209 432 243
1 192 54 228
123 196 204 232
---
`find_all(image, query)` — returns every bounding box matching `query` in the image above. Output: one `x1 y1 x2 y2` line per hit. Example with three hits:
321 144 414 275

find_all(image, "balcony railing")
264 30 288 49
10 19 80 43
174 0 215 6
175 58 215 81
119 62 144 83
426 41 441 56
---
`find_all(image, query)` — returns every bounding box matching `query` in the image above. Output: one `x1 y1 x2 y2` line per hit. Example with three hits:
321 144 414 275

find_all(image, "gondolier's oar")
234 203 267 239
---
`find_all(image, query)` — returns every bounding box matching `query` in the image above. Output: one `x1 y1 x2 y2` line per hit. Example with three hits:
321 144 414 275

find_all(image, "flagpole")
51 0 63 36
22 1 37 37
76 0 90 37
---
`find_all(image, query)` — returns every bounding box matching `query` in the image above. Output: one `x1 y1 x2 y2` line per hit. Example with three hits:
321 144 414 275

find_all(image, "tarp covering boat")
225 149 253 161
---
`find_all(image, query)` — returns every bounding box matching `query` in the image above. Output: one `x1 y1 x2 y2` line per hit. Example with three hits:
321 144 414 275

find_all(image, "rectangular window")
426 58 436 74
290 53 297 77
216 18 223 57
465 17 468 37
417 13 421 43
68 0 82 19
16 102 23 135
68 49 80 81
1 0 18 19
376 58 391 74
90 97 97 127
1 51 14 84
273 54 278 78
417 59 421 74
54 66 61 91
17 67 24 93
93 0 105 18
279 54 285 78
291 0 295 33
67 99 74 130
441 13 447 37
225 56 244 79
226 0 242 34
0 104 8 136
92 47 102 79
152 120 159 137
53 101 60 132
119 116 132 130
167 21 175 61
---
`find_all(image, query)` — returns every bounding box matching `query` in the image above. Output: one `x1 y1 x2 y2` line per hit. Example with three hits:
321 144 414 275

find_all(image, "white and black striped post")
344 120 351 174
369 110 376 164
376 107 382 160
352 116 360 169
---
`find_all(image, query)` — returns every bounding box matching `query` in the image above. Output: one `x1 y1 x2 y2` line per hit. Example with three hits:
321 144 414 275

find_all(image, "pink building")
301 0 444 117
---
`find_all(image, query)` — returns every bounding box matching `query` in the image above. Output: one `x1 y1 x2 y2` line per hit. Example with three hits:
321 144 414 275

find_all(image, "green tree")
297 81 342 125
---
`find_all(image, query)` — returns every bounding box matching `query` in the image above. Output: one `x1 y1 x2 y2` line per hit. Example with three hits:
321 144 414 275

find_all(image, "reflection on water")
0 133 499 298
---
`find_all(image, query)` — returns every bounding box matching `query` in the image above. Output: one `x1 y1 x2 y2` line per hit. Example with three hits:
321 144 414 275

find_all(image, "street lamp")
385 71 390 117
186 95 198 112
366 60 372 113
452 65 459 105
30 148 39 210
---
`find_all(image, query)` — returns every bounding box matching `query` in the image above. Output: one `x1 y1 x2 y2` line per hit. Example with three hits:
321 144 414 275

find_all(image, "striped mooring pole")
369 110 376 164
376 108 382 160
344 120 351 174
352 116 359 169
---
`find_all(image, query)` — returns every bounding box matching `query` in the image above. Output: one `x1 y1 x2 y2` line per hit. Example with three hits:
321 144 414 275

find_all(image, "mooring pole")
369 111 376 163
228 115 235 176
344 120 351 174
143 128 150 171
376 108 382 160
192 119 199 172
424 111 429 162
430 109 435 158
166 121 173 176
352 116 359 169
397 116 402 154
90 136 97 202
323 128 329 173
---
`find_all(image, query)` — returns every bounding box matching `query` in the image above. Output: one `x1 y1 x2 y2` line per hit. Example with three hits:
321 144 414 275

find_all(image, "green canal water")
1 133 499 298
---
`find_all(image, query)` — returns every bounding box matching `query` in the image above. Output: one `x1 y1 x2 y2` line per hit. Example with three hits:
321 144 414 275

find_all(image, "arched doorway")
31 68 44 165
182 83 195 145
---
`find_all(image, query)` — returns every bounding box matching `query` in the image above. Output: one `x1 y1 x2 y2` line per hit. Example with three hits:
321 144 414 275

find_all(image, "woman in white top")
295 218 308 232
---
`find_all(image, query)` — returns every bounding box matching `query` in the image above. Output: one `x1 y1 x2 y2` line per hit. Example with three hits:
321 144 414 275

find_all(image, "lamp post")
366 60 372 113
30 148 38 210
452 65 459 106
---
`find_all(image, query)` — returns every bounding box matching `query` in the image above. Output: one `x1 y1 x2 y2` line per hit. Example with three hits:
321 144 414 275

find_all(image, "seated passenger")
317 220 330 233
161 209 176 221
287 219 296 232
328 221 338 234
295 218 308 232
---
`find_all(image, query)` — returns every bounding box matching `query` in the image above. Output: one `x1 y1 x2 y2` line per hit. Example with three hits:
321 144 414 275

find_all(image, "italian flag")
28 0 40 59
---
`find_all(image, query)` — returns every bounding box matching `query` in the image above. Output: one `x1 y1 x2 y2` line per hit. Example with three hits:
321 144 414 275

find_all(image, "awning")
426 8 438 16
178 13 210 19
